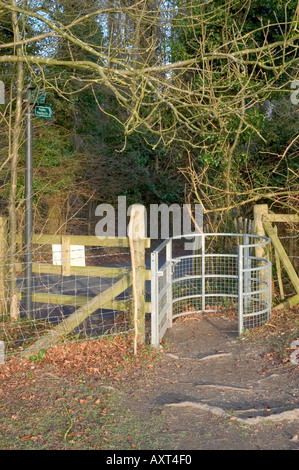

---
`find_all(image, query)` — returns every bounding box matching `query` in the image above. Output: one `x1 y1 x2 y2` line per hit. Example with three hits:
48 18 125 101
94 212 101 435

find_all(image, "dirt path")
0 310 298 450
120 314 299 450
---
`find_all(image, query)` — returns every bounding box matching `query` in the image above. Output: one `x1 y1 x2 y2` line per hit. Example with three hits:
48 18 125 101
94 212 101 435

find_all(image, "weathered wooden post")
253 204 270 305
274 225 284 300
253 204 269 258
128 204 146 349
62 236 71 277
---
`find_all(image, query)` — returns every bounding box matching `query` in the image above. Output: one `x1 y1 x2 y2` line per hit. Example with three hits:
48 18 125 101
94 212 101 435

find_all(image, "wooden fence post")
253 204 270 304
62 236 71 277
274 225 284 300
128 205 146 348
0 217 8 318
253 204 268 258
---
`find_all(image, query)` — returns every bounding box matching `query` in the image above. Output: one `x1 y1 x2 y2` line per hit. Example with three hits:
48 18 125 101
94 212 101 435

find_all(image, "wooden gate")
0 216 151 357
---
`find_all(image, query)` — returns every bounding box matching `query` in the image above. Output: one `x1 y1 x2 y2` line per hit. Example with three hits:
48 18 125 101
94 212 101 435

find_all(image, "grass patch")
0 378 170 450
0 333 168 450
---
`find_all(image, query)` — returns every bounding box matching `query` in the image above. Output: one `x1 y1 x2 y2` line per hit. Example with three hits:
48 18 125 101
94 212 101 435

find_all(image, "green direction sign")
29 89 46 104
34 105 52 119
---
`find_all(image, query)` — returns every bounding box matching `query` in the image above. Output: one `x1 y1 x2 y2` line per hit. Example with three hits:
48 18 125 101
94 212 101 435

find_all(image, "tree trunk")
8 1 24 321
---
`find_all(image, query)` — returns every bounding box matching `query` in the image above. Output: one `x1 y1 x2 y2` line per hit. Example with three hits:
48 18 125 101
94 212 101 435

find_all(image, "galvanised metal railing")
151 233 271 348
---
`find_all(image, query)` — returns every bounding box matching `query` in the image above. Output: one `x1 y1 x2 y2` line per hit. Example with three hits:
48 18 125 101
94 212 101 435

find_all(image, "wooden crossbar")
15 262 151 280
16 233 151 248
265 214 299 223
18 290 151 313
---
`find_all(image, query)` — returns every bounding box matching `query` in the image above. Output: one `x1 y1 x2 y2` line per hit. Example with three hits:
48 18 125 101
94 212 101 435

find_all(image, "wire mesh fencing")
151 233 272 347
238 235 272 332
0 235 151 357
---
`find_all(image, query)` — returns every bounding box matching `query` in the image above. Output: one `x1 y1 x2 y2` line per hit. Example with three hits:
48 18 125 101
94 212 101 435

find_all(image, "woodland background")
0 0 298 240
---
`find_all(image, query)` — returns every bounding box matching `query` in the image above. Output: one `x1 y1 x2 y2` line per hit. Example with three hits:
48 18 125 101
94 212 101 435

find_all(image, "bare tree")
0 0 298 276
7 0 25 321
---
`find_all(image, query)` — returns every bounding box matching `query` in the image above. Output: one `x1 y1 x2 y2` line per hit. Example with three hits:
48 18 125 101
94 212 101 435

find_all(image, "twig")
264 323 278 329
63 404 74 441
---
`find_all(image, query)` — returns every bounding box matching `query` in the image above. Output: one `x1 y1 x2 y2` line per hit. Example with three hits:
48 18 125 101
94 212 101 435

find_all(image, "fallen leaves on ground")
0 333 160 390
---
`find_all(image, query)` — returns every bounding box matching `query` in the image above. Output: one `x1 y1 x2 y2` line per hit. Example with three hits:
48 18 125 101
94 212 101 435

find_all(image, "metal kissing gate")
151 233 272 348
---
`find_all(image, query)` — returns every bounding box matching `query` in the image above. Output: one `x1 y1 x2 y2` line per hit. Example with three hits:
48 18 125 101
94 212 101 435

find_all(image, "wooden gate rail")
254 204 299 310
13 233 152 329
